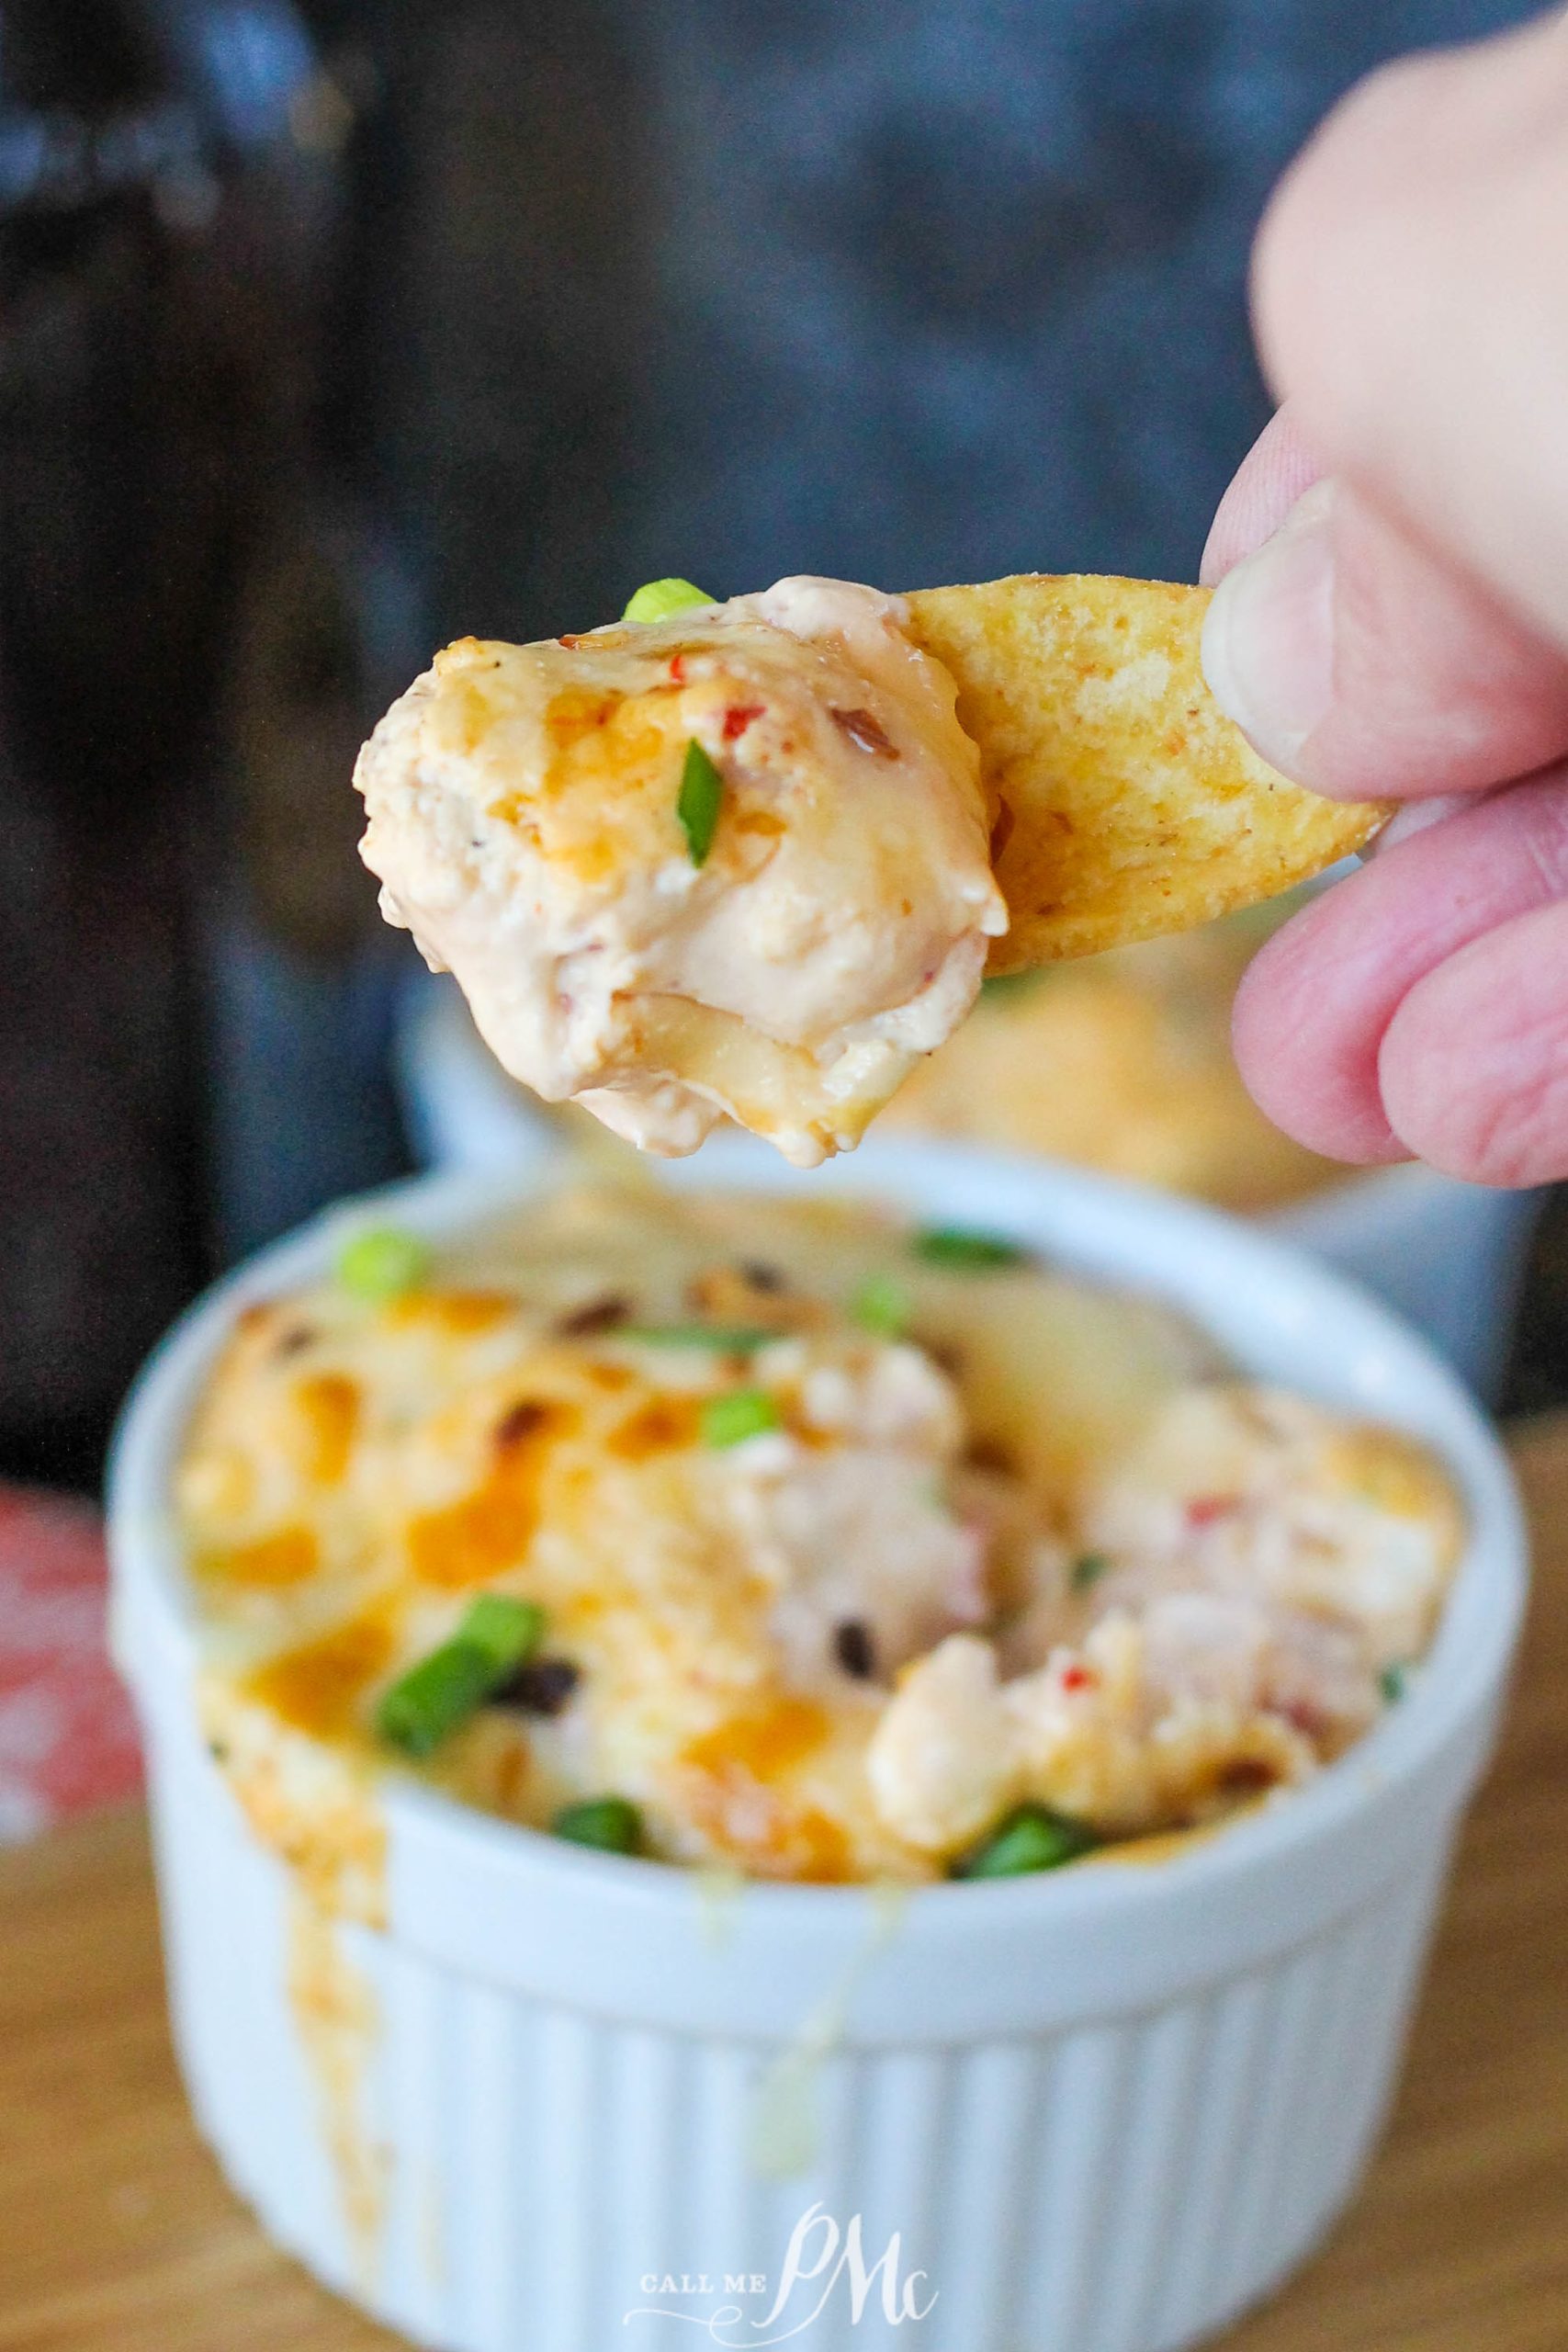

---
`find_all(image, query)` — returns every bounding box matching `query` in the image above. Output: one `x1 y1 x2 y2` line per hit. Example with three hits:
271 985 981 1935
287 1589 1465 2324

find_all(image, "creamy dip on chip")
178 1187 1462 1899
355 580 1007 1165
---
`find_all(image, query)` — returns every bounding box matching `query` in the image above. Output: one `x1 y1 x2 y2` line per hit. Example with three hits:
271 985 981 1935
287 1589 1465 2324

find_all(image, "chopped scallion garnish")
953 1804 1099 1879
551 1795 645 1854
1380 1662 1407 1705
677 739 725 865
852 1272 911 1338
701 1388 781 1449
912 1225 1026 1270
336 1225 433 1303
1070 1553 1110 1593
623 578 714 624
461 1593 547 1671
375 1595 545 1758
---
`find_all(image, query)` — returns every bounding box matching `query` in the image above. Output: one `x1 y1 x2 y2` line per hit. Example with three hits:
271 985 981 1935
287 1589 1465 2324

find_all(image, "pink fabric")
0 1484 142 1840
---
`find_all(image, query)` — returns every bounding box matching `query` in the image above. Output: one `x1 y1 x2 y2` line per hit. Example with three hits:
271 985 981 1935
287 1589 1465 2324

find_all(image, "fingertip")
1379 901 1568 1187
1206 474 1568 801
1200 406 1324 586
1235 776 1568 1183
1231 895 1405 1163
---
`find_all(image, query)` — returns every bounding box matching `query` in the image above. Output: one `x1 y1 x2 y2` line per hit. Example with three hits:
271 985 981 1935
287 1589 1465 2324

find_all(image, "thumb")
1200 474 1568 799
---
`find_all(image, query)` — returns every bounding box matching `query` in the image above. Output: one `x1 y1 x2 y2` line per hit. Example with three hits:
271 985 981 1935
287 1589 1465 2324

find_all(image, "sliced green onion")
677 739 725 865
376 1645 494 1759
953 1804 1099 1880
375 1595 545 1758
1380 1662 1407 1704
701 1388 781 1449
623 577 714 624
912 1225 1027 1270
552 1795 645 1854
852 1272 911 1339
1070 1553 1111 1593
616 1323 772 1352
460 1593 547 1672
336 1225 433 1303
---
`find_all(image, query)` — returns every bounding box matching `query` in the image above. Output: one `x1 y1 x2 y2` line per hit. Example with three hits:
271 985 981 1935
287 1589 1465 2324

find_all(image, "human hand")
1201 8 1568 1187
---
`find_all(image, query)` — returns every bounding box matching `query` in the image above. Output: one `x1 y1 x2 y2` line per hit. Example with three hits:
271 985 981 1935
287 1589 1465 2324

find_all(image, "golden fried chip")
904 574 1389 970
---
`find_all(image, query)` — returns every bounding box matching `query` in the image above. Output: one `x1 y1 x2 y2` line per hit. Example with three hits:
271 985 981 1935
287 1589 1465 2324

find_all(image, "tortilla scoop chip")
903 574 1389 971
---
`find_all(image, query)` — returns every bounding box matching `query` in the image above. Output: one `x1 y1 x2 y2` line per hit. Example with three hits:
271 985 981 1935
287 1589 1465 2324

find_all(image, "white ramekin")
394 976 1540 1401
109 1148 1528 2352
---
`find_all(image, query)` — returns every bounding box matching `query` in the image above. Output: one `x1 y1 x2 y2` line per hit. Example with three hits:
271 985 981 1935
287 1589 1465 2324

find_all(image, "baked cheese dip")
177 1186 1462 1908
355 580 1007 1168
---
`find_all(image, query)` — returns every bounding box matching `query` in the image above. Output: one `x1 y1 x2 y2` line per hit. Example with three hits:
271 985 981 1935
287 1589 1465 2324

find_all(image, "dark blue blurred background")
0 0 1544 1481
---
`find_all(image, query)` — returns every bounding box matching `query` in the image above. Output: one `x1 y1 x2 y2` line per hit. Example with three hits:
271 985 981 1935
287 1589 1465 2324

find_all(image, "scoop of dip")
355 579 1007 1165
178 1186 1463 1905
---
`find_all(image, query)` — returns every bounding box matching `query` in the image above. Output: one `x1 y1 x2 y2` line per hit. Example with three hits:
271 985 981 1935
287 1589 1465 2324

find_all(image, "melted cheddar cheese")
179 1186 1462 1900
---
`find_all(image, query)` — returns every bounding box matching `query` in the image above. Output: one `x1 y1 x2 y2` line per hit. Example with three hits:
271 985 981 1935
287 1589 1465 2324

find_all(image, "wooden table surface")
5 1422 1568 2352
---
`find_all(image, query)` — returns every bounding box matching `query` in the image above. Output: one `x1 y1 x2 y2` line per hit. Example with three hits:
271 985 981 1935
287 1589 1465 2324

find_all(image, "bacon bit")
964 1435 1019 1476
833 1620 876 1680
723 702 765 741
988 798 1015 862
669 653 687 683
1186 1494 1239 1530
491 1656 581 1716
495 1398 551 1451
554 1294 631 1337
1060 1664 1094 1692
830 706 897 757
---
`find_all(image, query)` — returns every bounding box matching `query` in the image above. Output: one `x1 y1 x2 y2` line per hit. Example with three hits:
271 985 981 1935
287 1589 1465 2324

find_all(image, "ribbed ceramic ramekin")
109 1148 1527 2352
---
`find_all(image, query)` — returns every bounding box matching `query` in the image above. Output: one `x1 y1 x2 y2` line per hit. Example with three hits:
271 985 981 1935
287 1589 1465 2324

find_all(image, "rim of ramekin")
108 1144 1528 1951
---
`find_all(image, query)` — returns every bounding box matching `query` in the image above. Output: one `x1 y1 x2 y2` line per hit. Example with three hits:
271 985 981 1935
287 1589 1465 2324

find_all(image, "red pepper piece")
722 703 765 741
1186 1494 1240 1529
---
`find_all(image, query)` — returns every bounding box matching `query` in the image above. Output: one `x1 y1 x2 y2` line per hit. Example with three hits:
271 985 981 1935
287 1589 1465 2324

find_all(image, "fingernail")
1201 478 1336 774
